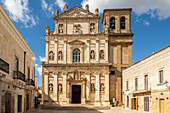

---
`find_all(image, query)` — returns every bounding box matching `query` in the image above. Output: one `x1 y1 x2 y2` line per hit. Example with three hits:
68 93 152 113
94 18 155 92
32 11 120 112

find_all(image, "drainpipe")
24 51 26 81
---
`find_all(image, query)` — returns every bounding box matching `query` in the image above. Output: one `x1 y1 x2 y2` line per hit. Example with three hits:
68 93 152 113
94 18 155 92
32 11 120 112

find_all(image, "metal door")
5 93 11 113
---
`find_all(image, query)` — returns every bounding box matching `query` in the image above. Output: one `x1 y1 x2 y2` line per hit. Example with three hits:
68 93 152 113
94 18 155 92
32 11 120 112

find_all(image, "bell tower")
102 8 132 34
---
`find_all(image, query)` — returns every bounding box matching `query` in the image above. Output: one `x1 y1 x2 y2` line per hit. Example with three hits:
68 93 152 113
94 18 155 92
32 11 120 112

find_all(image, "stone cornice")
0 5 35 57
42 63 111 67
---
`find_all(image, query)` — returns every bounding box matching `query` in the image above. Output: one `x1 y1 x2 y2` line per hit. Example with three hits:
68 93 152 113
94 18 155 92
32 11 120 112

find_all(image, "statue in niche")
58 51 63 60
100 83 105 91
100 50 104 59
74 70 80 80
58 24 63 34
58 84 62 92
90 23 95 33
73 24 82 34
49 51 54 61
64 4 68 12
90 50 95 59
49 83 53 92
55 9 59 16
91 83 95 92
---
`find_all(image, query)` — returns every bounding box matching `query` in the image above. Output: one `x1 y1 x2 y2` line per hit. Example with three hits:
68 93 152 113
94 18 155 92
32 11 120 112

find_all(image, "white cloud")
143 20 150 26
32 57 36 61
39 56 46 62
55 0 66 12
35 64 42 76
2 0 38 28
81 0 170 20
41 0 54 17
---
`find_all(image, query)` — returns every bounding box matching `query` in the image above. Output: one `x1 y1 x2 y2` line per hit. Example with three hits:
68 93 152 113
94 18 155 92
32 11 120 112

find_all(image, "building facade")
123 45 170 113
0 4 38 113
42 4 133 106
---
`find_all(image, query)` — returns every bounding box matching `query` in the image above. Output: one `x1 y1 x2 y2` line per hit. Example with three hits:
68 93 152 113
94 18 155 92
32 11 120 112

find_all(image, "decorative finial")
95 8 99 16
85 4 89 11
64 4 68 12
45 25 50 35
55 9 59 16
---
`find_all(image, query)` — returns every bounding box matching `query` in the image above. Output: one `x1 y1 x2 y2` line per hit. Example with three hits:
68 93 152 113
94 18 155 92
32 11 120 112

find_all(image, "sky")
1 0 170 87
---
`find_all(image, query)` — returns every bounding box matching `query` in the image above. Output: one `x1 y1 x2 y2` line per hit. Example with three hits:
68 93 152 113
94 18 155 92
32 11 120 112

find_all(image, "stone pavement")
24 106 147 113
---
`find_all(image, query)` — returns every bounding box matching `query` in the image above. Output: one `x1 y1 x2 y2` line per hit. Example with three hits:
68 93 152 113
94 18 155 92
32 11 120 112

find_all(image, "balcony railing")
26 79 35 86
13 71 25 82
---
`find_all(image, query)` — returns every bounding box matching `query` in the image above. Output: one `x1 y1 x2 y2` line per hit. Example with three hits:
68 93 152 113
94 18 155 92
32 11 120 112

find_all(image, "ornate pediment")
68 40 85 45
55 6 99 19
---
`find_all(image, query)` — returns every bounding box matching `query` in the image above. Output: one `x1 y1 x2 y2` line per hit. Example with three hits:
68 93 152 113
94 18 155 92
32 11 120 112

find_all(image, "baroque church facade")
42 4 133 106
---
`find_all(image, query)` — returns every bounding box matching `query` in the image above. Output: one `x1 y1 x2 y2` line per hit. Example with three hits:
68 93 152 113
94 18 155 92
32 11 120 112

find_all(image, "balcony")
26 79 35 86
13 71 25 82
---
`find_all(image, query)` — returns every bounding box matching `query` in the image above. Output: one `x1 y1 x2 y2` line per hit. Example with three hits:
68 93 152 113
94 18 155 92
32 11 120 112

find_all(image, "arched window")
58 51 63 60
120 17 125 29
49 51 54 61
100 50 104 59
73 49 80 63
110 17 115 30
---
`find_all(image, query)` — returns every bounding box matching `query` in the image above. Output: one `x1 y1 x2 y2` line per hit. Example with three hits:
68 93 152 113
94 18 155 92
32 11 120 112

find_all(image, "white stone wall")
123 46 170 92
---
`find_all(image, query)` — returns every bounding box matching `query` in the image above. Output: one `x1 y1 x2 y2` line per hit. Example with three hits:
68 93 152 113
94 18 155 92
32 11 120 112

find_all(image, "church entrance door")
72 85 81 104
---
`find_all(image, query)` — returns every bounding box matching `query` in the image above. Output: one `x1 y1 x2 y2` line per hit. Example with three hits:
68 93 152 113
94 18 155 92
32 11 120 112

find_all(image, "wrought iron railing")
26 79 35 86
13 71 25 82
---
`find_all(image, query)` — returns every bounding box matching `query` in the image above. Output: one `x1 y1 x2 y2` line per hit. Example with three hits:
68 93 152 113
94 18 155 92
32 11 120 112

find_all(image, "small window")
144 75 148 90
27 67 30 80
110 17 115 30
15 58 19 71
111 71 115 75
135 78 138 91
120 17 125 29
159 70 163 83
126 81 129 90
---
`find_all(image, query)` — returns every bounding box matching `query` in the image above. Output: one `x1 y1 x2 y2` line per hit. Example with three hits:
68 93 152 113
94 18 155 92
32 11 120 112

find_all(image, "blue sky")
1 0 170 87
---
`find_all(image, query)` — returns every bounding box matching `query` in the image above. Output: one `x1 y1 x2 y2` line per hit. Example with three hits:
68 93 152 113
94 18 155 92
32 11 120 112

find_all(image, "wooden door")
27 94 29 110
131 98 133 109
72 85 81 103
160 99 165 113
136 98 138 110
5 93 11 113
127 95 129 108
144 97 149 111
18 95 22 112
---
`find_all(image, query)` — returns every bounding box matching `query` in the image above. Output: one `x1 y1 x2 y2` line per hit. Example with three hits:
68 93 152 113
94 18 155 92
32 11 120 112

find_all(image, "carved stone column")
54 39 58 63
45 40 49 63
62 72 67 102
80 46 84 63
105 39 109 63
53 72 58 101
66 81 70 103
44 72 49 101
86 72 91 101
95 71 100 106
82 82 86 104
86 40 90 63
64 40 67 63
96 39 99 63
105 71 110 105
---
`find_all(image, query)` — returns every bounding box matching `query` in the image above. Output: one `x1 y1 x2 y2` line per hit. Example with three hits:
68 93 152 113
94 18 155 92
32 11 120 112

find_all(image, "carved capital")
54 38 58 42
85 71 91 75
44 71 49 75
62 72 67 75
96 39 99 43
86 39 90 43
53 72 58 75
94 71 100 75
104 71 110 75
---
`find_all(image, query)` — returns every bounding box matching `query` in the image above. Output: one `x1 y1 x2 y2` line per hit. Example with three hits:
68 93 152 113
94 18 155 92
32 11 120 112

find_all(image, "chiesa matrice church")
42 4 133 106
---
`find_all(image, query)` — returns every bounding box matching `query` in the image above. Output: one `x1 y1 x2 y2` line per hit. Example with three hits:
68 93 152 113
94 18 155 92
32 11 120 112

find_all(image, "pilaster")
95 71 100 106
62 72 67 102
53 72 58 101
86 40 90 63
105 39 109 63
44 72 49 101
86 72 91 101
54 39 58 63
105 71 110 105
64 40 67 64
45 40 49 63
96 39 99 63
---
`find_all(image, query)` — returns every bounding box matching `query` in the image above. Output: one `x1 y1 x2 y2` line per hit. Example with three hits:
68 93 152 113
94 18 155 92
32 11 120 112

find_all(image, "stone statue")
95 8 99 16
100 50 104 59
58 84 62 92
90 50 95 59
85 4 89 11
50 31 53 35
55 9 59 16
45 25 50 35
49 83 53 92
100 83 105 91
91 83 95 92
64 4 68 12
49 51 54 60
73 24 82 34
58 51 63 60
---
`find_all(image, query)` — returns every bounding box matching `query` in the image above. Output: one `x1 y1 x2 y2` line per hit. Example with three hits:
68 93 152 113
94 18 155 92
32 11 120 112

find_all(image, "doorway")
159 99 165 113
144 97 149 111
18 95 22 112
127 95 129 108
5 93 11 113
72 85 81 104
